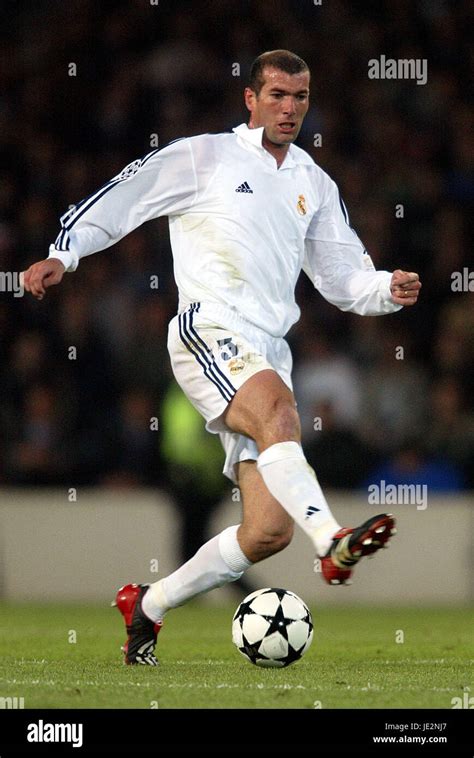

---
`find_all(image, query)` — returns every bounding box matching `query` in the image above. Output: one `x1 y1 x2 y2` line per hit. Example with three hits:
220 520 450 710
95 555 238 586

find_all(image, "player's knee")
259 398 300 448
252 524 294 560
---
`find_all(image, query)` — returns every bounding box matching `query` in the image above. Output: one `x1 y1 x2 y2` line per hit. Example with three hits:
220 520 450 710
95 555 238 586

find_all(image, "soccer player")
23 50 421 665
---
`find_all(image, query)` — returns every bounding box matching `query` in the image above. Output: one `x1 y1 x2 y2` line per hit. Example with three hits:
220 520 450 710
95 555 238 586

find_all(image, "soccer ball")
232 588 313 668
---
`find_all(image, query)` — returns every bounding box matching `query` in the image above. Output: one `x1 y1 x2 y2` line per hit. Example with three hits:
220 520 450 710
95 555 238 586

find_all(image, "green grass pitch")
0 602 471 709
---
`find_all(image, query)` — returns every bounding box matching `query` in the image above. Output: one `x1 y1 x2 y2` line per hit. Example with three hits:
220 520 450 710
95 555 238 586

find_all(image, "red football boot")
112 583 162 665
319 513 396 585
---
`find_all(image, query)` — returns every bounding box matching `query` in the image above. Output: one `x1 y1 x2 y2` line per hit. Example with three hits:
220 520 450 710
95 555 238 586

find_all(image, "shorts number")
217 337 238 361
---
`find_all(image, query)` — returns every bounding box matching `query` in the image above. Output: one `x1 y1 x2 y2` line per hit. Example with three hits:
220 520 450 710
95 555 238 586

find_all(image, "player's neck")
261 133 289 169
248 120 289 168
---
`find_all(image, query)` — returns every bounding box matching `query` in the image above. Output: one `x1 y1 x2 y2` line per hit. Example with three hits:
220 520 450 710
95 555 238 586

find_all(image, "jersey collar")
232 123 296 170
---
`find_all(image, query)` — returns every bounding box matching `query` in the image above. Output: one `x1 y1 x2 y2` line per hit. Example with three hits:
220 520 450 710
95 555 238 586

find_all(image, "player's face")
245 67 310 146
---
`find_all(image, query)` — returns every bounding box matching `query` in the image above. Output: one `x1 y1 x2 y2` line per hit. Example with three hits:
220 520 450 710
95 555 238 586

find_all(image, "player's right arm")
23 138 198 299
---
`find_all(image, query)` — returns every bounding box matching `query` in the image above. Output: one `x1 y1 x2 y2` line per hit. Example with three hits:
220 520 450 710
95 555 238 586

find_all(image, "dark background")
0 0 472 502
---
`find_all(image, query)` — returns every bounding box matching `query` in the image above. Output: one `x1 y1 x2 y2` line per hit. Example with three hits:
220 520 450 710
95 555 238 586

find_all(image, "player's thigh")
237 459 293 539
224 369 300 445
168 307 299 447
168 311 283 437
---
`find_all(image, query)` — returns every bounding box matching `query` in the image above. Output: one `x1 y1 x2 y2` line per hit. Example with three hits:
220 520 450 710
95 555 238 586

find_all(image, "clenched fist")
390 269 421 306
23 258 66 300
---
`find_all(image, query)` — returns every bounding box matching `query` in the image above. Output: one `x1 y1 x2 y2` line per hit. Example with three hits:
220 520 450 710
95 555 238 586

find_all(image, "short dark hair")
249 50 309 96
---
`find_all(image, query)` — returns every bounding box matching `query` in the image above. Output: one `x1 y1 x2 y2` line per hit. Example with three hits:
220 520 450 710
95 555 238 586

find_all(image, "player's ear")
244 87 256 113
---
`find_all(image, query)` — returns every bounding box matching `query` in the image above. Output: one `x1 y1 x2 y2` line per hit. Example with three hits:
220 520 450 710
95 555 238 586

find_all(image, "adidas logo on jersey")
235 181 253 193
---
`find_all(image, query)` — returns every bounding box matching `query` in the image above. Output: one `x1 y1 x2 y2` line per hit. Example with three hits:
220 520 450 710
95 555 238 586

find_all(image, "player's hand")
390 269 421 306
22 258 66 300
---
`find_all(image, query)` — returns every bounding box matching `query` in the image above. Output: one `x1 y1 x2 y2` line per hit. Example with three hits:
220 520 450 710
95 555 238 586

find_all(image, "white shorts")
167 301 293 484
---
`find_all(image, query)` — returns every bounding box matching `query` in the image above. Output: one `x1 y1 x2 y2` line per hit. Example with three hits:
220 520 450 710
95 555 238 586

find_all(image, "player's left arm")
302 176 421 315
388 268 421 306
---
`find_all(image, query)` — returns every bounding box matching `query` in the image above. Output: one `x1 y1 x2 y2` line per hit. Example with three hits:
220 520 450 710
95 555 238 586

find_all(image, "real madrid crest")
297 194 307 215
228 357 245 375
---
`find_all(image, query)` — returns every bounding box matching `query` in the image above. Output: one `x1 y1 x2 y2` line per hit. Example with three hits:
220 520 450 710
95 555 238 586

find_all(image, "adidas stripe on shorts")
167 301 294 484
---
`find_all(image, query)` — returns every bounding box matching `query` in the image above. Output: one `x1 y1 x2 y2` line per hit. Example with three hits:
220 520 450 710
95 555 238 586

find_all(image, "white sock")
257 441 340 556
142 525 252 623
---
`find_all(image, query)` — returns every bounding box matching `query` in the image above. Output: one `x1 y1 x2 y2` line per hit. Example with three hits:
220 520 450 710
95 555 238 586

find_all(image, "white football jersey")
48 123 400 337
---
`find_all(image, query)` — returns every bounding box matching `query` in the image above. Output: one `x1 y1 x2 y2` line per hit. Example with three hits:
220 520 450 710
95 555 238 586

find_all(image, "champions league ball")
232 588 313 668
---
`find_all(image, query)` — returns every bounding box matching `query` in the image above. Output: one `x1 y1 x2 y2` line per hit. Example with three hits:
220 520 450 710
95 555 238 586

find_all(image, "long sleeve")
303 175 401 316
48 138 198 272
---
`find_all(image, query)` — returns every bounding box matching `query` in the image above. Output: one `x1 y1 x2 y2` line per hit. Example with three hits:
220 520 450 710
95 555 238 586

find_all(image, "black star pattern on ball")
233 597 257 623
240 634 267 663
262 601 292 641
281 639 306 666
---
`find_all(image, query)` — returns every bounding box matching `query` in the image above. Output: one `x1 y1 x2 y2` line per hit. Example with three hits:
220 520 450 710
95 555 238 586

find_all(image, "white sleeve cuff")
47 245 79 273
378 272 402 312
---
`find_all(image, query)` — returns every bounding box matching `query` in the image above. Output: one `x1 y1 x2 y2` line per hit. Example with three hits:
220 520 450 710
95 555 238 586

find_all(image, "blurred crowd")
1 0 473 496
